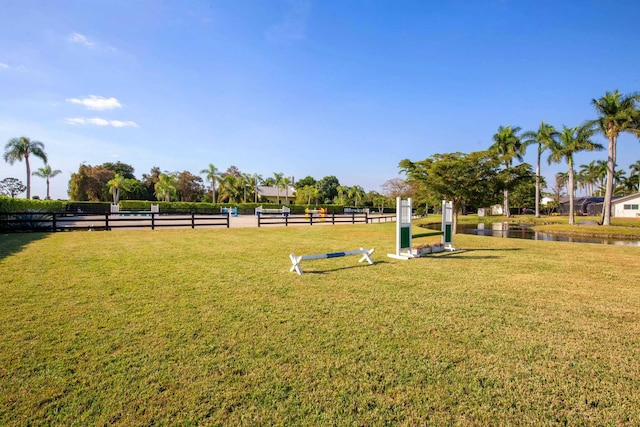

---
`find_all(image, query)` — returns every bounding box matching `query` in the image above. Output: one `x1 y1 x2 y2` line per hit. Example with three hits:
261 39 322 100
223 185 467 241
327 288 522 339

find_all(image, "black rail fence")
257 212 369 227
256 212 409 226
0 211 230 232
1 211 421 232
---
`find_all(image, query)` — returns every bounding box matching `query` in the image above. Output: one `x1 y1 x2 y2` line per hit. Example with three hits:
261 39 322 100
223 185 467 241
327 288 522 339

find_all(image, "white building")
612 193 640 218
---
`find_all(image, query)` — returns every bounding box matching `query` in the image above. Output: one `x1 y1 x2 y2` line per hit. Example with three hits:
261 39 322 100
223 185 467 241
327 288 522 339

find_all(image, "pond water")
423 222 640 247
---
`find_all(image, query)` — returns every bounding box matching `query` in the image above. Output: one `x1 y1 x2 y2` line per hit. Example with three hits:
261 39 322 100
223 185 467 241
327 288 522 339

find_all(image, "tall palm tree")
348 185 365 207
548 125 603 225
3 136 48 199
107 173 133 204
219 175 242 203
200 163 220 203
588 90 640 225
630 160 640 192
280 176 291 204
272 172 284 204
250 173 263 203
490 125 524 217
32 164 62 200
154 173 178 202
522 121 559 217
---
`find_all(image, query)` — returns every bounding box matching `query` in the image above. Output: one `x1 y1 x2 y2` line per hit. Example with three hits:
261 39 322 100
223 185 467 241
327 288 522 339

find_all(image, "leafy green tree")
588 90 640 225
3 136 48 199
154 173 178 202
317 176 340 204
522 121 558 217
295 175 316 189
32 164 62 200
101 161 136 179
490 125 524 217
295 185 318 205
200 163 220 203
68 164 115 201
400 151 500 232
177 171 205 202
0 177 27 198
142 167 162 201
549 125 603 225
334 185 349 205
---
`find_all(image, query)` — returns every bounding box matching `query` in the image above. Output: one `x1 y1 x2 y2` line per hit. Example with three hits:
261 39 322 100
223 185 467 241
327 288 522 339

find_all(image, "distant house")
558 196 604 216
612 192 640 218
257 186 296 204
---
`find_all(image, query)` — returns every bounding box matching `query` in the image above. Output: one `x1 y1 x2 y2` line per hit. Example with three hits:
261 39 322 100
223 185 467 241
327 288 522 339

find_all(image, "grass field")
2 223 640 425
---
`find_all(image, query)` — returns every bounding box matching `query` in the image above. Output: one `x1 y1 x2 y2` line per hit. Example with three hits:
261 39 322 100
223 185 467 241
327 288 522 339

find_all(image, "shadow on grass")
297 260 391 275
0 232 50 261
422 248 524 260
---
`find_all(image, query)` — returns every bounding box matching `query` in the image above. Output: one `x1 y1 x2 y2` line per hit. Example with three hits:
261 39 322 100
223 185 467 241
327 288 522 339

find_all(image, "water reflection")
424 222 640 246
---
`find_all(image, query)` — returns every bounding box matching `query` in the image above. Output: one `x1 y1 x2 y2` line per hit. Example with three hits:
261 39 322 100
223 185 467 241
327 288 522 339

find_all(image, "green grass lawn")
2 224 640 425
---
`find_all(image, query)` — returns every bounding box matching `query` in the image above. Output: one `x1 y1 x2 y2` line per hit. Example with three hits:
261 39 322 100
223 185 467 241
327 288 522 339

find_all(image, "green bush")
0 197 67 213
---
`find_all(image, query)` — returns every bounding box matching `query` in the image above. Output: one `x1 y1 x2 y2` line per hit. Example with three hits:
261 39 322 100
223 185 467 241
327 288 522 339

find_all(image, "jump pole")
290 248 375 275
387 197 457 260
387 197 415 260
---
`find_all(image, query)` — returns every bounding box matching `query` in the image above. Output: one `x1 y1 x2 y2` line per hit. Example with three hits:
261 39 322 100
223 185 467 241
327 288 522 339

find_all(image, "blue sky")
1 0 639 200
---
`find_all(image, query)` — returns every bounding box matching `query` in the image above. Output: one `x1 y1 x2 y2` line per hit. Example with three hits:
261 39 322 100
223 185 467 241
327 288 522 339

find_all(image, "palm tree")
154 173 178 202
280 176 291 204
588 90 640 225
548 125 603 225
630 160 640 192
32 164 62 200
219 175 242 203
3 136 48 199
490 125 524 217
272 172 284 204
348 185 365 207
522 121 559 217
107 173 133 204
250 173 263 203
200 163 220 203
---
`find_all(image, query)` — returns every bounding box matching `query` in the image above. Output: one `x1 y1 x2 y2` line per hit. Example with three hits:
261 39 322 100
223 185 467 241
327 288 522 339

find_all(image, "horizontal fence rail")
0 212 230 232
257 212 370 227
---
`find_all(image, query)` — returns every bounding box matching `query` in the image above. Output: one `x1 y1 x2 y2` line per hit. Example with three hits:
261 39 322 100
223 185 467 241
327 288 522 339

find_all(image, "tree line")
399 90 640 227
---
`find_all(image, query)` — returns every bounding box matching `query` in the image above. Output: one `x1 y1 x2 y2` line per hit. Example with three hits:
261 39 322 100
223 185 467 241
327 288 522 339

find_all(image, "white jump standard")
387 197 457 260
289 248 375 275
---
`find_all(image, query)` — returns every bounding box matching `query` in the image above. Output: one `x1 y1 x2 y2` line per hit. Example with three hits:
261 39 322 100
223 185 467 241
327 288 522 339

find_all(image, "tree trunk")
25 155 31 199
568 163 575 225
503 188 510 217
601 135 616 225
535 144 541 218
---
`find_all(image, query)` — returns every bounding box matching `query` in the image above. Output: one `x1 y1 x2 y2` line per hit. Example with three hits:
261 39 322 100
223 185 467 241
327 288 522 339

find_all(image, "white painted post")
441 200 456 251
387 197 415 260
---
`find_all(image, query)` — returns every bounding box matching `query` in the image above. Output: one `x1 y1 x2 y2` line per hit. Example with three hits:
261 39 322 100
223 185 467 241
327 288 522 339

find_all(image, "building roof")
611 192 640 205
257 186 296 198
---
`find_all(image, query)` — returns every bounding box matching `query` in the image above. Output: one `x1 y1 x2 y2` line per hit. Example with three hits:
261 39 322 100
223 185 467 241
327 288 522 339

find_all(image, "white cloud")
66 95 122 111
0 62 9 69
266 0 311 44
111 120 139 128
64 117 138 127
68 32 97 48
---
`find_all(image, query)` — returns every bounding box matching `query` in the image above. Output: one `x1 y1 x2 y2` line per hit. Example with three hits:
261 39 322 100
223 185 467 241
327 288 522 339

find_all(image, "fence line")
0 211 230 232
257 212 370 227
